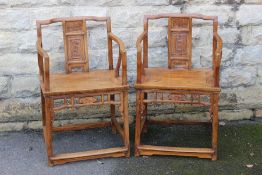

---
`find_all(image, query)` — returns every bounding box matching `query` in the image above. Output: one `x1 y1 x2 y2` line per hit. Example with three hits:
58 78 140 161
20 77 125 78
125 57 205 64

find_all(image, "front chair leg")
211 94 219 160
123 91 130 157
44 97 54 166
135 91 142 156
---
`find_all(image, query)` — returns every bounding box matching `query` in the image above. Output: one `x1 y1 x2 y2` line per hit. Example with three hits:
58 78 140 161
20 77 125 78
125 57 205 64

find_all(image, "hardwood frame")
36 16 129 166
135 14 222 160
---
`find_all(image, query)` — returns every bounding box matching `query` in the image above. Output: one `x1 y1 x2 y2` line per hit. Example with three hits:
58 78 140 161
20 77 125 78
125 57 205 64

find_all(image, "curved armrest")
108 33 127 85
136 31 147 83
109 33 126 54
36 39 50 91
213 33 223 87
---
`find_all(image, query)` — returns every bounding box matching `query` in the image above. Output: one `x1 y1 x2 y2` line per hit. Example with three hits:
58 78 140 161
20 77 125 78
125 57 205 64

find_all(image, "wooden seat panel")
42 70 128 96
135 68 220 92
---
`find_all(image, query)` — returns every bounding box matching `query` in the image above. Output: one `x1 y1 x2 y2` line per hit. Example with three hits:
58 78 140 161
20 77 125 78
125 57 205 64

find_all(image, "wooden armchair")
36 16 129 166
135 14 222 160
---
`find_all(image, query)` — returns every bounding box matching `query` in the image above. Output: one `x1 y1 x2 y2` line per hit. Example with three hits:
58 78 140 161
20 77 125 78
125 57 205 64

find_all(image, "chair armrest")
36 39 50 91
136 31 147 83
108 33 127 85
213 32 223 87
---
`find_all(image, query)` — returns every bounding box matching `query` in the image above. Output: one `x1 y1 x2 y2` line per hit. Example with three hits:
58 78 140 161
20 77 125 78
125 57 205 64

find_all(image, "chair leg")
41 90 46 127
123 91 130 157
44 97 54 166
211 94 219 160
142 92 148 133
110 94 117 134
135 91 142 156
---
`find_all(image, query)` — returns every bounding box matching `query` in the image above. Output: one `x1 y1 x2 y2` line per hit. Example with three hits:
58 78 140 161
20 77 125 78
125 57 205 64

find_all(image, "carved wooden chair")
36 16 129 166
135 14 222 160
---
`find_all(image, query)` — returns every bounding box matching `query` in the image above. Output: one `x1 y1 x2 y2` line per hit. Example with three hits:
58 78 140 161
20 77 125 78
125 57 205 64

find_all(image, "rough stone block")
219 109 252 120
0 76 11 99
256 109 262 118
244 0 262 4
60 0 125 6
9 0 59 7
109 6 180 28
234 46 262 66
186 5 235 25
0 122 25 132
136 0 169 6
221 66 257 88
11 75 40 98
236 5 262 26
0 54 38 75
241 25 262 46
0 98 41 123
0 9 30 30
219 27 239 44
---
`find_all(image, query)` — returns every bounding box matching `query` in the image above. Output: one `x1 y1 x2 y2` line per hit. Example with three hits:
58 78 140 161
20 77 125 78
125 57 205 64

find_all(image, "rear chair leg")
135 91 142 156
110 95 117 134
142 92 148 133
41 90 46 127
44 97 54 166
211 94 219 160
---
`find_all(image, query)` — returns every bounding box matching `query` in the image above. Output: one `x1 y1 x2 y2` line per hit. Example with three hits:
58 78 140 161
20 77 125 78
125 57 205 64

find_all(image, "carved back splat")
63 20 89 73
168 17 192 69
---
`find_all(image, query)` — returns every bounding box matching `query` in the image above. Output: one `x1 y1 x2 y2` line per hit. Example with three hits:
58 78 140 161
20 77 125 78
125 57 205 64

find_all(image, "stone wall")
0 0 262 131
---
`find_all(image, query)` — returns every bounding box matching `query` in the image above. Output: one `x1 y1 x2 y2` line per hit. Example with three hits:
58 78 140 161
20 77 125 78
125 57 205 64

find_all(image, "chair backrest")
36 16 112 74
143 14 218 70
63 20 89 73
168 17 192 69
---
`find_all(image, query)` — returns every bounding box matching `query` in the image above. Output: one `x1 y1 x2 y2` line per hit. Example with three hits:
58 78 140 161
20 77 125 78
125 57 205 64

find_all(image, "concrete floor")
0 122 261 175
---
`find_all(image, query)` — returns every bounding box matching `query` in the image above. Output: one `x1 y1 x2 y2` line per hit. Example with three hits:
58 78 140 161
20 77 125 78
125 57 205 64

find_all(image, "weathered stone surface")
186 5 235 25
241 25 262 45
256 109 262 118
171 0 189 5
0 0 8 6
60 0 125 6
244 0 262 4
221 66 257 88
234 86 262 106
70 6 107 17
11 75 40 98
257 66 262 85
0 54 38 75
234 46 262 66
236 5 262 26
9 0 58 7
136 0 169 6
0 9 30 30
192 26 213 47
219 109 252 120
109 6 180 28
219 27 239 44
200 47 234 68
0 122 25 132
215 0 243 4
0 76 11 99
0 98 40 122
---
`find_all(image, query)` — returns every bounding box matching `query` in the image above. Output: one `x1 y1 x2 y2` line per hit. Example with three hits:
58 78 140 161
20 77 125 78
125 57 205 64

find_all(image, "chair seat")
135 68 220 92
42 70 128 96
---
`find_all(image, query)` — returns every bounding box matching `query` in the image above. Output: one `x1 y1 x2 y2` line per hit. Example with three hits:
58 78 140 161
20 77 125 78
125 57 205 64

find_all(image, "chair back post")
36 21 50 91
143 17 149 69
107 17 113 70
